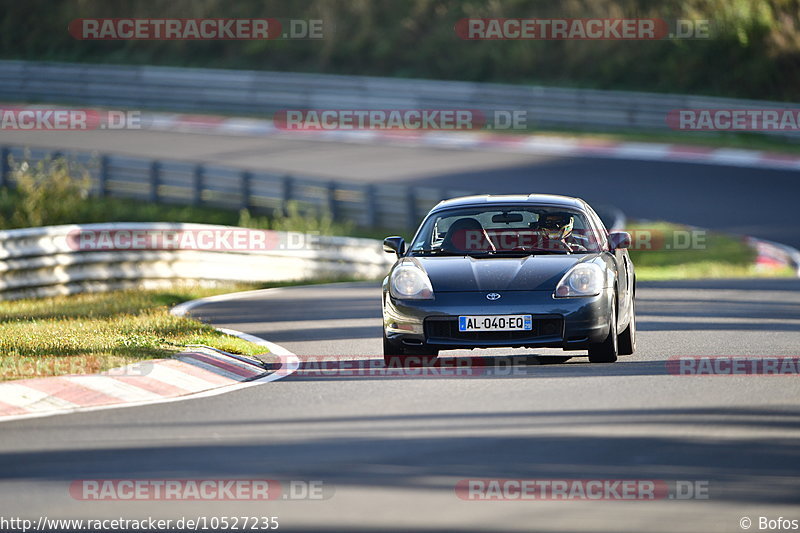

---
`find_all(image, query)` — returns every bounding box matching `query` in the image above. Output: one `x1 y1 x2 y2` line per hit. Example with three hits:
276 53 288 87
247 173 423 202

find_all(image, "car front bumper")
383 288 613 351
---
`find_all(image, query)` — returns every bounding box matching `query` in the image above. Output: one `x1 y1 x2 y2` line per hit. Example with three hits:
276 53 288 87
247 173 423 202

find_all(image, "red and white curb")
747 237 800 276
0 290 299 422
143 111 800 172
5 103 799 172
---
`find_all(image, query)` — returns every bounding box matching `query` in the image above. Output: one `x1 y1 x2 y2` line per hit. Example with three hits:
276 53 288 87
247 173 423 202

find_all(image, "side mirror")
608 231 631 250
383 236 406 256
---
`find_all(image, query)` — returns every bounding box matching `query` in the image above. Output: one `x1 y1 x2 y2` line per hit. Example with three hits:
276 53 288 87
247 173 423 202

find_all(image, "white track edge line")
170 286 287 317
0 290 299 423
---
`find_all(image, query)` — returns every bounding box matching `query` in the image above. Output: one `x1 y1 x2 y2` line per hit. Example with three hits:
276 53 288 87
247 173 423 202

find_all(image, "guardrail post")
406 188 418 228
193 164 203 205
240 170 252 210
365 184 377 227
98 155 109 197
0 147 9 188
149 160 160 203
326 181 338 220
281 175 293 216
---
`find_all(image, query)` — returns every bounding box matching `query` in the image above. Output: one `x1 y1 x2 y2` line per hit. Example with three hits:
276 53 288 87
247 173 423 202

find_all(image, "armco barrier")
3 221 794 302
1 60 799 136
0 222 394 301
0 144 477 230
0 145 623 231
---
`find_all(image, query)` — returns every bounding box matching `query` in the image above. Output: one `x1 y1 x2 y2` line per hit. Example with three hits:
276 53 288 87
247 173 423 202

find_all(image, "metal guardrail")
0 144 624 232
0 145 477 230
1 60 798 135
1 220 793 303
0 222 393 300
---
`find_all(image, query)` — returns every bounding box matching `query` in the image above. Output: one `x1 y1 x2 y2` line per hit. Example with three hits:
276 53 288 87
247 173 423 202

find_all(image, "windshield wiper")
413 249 571 257
411 249 467 256
485 249 570 256
412 248 573 257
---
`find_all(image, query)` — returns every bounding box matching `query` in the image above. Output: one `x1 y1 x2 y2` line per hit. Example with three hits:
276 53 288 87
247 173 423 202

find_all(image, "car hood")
415 254 598 292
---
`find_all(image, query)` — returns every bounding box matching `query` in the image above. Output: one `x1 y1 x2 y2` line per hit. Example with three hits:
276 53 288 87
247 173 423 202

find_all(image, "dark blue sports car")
382 194 636 365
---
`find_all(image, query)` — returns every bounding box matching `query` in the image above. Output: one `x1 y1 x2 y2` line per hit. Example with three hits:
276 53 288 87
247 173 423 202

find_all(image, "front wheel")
588 298 618 363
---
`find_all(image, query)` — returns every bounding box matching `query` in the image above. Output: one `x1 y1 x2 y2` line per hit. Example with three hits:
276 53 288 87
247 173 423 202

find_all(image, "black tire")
588 297 618 363
383 334 438 367
383 332 404 356
618 298 636 356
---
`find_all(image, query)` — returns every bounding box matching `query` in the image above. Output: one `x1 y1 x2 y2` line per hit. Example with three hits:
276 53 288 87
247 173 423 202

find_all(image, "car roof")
430 194 588 213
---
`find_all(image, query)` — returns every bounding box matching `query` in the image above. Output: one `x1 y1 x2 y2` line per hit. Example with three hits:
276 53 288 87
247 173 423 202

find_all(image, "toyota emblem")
486 293 501 301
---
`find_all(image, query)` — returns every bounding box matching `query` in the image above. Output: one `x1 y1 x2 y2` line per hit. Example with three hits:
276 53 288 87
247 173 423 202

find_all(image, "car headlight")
390 264 434 299
554 263 604 297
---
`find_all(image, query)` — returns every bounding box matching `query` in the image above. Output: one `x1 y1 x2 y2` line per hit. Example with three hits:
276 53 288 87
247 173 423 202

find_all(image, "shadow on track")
277 356 669 382
3 407 799 506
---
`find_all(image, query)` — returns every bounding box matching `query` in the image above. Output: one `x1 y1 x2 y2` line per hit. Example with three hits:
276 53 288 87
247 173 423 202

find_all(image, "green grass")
627 221 754 267
0 185 398 239
627 221 794 280
0 277 371 381
634 263 795 281
0 283 271 381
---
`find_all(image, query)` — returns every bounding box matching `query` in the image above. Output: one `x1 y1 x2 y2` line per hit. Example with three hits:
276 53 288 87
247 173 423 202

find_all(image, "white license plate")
458 315 532 332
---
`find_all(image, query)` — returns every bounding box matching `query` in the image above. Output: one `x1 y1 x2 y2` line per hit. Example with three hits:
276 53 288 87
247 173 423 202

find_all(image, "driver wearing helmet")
536 212 588 251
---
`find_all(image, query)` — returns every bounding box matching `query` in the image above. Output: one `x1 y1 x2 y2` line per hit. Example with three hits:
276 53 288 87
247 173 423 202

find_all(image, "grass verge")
0 282 299 381
492 127 800 156
634 263 795 281
627 221 795 281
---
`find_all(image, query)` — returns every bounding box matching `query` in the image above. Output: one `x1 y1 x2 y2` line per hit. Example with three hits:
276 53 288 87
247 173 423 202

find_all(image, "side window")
411 217 435 250
585 206 609 251
432 217 448 248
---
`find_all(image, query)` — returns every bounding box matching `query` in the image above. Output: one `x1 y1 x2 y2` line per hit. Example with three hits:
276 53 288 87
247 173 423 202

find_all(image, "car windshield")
409 206 605 256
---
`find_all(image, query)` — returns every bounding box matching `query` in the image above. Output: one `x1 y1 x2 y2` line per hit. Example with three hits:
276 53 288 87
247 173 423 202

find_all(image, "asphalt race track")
1 129 799 531
3 129 800 247
1 279 799 532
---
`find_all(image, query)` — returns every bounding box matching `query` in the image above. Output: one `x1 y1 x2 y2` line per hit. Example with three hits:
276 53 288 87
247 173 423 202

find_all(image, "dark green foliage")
0 0 796 100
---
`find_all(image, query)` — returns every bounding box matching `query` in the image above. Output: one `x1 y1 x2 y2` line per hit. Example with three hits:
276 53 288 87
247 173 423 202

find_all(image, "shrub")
3 155 92 228
238 201 354 235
